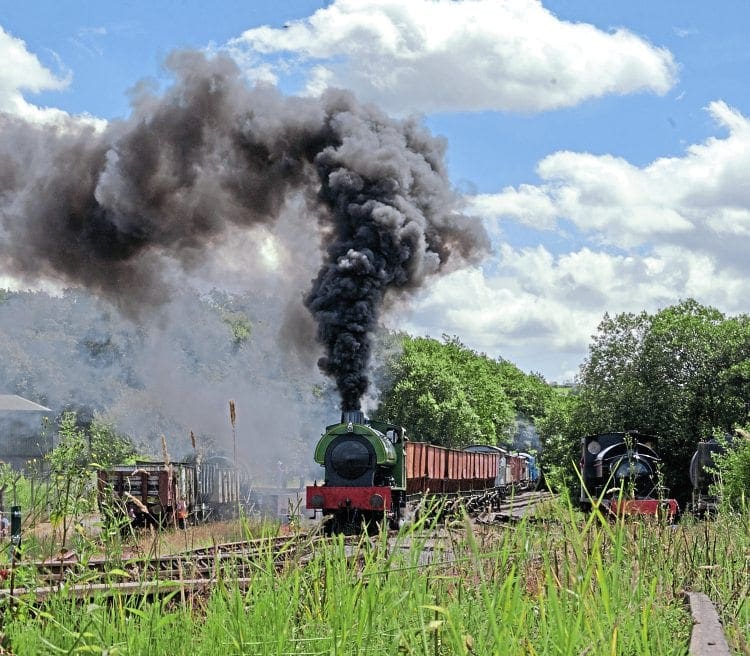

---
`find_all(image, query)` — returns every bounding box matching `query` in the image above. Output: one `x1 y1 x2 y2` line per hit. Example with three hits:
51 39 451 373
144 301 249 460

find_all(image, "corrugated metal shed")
0 394 54 470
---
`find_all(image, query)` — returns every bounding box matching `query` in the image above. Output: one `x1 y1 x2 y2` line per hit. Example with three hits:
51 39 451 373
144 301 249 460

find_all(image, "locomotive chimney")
341 410 365 425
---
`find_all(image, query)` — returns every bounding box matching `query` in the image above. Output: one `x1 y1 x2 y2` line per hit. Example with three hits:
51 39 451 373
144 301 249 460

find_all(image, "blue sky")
2 0 750 383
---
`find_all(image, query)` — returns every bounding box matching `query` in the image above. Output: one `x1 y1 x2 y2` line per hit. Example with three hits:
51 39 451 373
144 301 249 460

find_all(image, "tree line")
540 299 750 503
2 288 750 507
372 332 554 451
372 299 750 507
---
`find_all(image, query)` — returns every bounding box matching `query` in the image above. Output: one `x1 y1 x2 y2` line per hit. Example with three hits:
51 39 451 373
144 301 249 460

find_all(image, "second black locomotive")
580 431 678 519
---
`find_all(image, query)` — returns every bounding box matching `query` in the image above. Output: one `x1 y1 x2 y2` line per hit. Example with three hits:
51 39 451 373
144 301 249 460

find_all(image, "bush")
713 429 750 510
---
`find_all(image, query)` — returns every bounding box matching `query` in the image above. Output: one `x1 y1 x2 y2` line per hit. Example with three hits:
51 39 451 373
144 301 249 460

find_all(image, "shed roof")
0 394 52 412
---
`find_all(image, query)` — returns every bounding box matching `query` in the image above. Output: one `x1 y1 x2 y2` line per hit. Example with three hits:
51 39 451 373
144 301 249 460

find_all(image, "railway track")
0 533 311 601
1 531 366 601
0 491 556 603
475 489 556 524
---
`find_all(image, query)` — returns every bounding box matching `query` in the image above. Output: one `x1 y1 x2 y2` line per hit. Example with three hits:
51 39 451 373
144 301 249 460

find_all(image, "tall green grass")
5 495 750 655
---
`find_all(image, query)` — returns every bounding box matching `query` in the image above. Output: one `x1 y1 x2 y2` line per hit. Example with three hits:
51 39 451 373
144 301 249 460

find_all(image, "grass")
1 496 749 655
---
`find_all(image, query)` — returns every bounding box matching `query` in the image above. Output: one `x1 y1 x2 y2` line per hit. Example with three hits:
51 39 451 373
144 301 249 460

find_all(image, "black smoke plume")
0 52 488 411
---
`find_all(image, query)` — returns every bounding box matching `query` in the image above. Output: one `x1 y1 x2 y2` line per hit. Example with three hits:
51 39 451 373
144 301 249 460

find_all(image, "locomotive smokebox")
341 410 365 425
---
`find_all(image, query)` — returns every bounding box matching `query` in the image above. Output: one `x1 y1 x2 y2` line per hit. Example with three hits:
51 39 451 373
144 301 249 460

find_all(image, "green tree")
46 412 135 546
47 413 93 546
86 418 138 469
711 429 750 510
570 310 651 433
535 386 581 492
558 300 750 501
374 335 558 448
375 338 488 445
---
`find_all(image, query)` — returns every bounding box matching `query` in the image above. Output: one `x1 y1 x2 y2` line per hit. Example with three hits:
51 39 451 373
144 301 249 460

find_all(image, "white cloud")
0 26 74 123
396 242 748 382
391 262 592 382
478 101 750 251
470 185 559 231
228 0 677 114
0 25 106 134
399 101 750 381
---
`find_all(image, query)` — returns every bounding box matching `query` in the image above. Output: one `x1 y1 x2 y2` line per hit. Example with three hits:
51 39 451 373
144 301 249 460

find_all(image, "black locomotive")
580 431 678 519
688 437 737 516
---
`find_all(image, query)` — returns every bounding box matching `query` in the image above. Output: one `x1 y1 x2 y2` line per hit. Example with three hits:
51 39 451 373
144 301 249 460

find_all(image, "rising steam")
0 51 488 410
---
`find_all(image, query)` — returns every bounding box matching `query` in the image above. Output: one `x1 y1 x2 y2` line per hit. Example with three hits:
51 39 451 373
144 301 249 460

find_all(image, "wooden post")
229 400 237 467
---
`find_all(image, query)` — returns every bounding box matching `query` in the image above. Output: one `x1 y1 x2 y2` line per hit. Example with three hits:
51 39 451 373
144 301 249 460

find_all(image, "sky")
2 0 750 384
